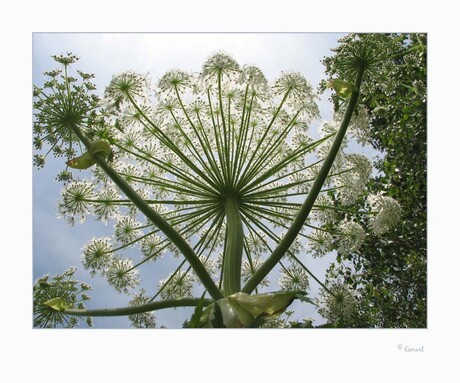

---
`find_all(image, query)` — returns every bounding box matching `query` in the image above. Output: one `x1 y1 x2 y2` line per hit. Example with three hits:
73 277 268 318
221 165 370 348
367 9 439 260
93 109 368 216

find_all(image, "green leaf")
294 291 317 306
44 297 66 311
330 79 357 99
66 151 95 169
188 294 208 328
230 291 296 316
66 139 112 169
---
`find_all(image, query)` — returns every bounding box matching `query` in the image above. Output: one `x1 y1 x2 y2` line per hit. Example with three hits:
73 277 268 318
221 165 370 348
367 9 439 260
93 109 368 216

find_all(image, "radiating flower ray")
239 212 316 291
240 209 333 296
149 211 226 302
238 136 332 196
34 50 403 327
235 111 302 185
114 143 221 198
173 89 226 187
124 97 223 194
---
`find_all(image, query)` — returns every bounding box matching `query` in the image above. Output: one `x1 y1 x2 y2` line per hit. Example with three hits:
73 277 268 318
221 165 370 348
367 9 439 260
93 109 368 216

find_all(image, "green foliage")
322 33 427 328
187 294 208 328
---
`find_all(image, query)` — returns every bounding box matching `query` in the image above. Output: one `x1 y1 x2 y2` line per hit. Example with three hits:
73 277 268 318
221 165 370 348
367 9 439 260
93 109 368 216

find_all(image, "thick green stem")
242 67 366 294
63 298 212 317
67 122 223 301
222 197 244 295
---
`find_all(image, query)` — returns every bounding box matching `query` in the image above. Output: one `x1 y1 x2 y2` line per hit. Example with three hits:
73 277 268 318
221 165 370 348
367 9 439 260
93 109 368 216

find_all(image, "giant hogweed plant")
33 38 402 328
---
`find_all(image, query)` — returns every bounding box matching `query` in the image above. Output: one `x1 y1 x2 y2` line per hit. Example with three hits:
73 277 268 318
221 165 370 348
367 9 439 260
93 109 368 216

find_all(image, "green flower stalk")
33 43 402 328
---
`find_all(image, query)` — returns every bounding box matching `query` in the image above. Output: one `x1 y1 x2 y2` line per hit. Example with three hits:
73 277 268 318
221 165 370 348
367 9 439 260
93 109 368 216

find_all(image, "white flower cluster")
158 271 194 300
336 220 366 256
335 154 372 206
316 281 356 323
367 193 402 235
279 263 310 291
306 229 334 258
105 257 140 294
128 289 156 328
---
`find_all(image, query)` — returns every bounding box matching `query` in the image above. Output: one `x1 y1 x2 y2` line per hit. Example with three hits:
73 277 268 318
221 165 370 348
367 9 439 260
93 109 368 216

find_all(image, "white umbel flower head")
279 264 310 291
58 180 95 225
306 229 333 258
367 193 402 235
335 154 372 206
336 220 366 256
106 257 140 294
128 289 156 328
316 281 356 323
114 216 142 245
82 237 113 276
158 270 194 300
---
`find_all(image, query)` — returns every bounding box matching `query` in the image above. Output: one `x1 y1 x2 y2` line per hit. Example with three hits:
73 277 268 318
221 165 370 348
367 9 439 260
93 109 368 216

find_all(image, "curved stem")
63 298 212 317
67 122 223 301
242 66 366 294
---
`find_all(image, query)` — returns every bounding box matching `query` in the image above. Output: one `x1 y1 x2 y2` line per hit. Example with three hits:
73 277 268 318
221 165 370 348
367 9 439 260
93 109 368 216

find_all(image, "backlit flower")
279 263 310 291
33 267 92 328
82 237 113 276
316 281 356 323
58 180 95 225
104 71 149 111
128 289 156 328
336 220 366 255
106 257 140 293
158 271 194 300
367 193 402 235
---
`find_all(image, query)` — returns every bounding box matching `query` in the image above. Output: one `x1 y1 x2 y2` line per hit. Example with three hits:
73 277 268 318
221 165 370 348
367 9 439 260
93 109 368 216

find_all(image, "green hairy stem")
67 122 223 302
242 66 366 294
222 197 244 295
64 298 212 317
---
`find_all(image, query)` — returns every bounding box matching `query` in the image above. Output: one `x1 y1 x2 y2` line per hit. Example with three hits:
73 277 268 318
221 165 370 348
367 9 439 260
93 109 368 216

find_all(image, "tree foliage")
321 33 427 327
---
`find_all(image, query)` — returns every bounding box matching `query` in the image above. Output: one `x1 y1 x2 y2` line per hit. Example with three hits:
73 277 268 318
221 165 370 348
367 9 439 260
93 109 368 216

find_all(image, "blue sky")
33 32 357 329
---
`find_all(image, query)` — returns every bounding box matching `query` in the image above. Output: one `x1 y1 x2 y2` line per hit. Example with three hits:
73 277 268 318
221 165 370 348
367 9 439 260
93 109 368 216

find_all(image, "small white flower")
242 256 270 288
201 51 240 80
94 188 120 222
239 65 270 98
128 289 156 328
311 194 336 223
246 231 267 256
335 154 372 205
114 216 142 245
104 71 149 110
157 69 191 95
140 234 164 261
58 180 95 225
